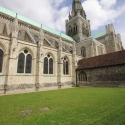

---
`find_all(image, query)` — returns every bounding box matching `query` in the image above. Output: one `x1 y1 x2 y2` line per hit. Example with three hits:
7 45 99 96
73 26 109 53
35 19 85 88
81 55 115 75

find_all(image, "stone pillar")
57 34 63 88
4 14 19 94
35 25 44 91
72 42 77 86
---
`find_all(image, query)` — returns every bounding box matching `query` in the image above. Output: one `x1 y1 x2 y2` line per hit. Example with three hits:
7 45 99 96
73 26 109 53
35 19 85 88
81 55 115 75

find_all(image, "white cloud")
82 0 125 30
0 0 125 48
100 0 116 9
0 0 69 32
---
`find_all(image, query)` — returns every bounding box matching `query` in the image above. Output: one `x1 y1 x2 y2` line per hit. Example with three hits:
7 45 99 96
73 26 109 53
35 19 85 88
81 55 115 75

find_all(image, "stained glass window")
25 54 32 73
66 61 68 75
63 60 65 75
43 55 53 74
44 57 48 74
17 50 32 74
0 49 3 72
49 58 53 74
17 53 25 73
63 58 69 75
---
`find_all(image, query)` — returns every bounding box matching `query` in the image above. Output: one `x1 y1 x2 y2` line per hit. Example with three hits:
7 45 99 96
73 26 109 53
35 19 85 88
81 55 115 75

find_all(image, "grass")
0 87 125 125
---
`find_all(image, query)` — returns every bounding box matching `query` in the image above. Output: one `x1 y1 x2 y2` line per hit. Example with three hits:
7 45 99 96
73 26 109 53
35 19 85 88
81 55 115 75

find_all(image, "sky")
0 0 125 48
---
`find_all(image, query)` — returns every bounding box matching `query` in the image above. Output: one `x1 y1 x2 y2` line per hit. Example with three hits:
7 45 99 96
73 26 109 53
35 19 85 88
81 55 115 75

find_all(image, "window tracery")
63 57 69 75
17 50 32 73
43 54 53 74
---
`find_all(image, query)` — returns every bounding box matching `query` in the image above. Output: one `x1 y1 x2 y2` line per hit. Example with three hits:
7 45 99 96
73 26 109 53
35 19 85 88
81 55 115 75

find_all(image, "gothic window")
81 47 86 58
34 35 38 42
49 58 53 74
18 31 21 39
79 71 87 82
0 49 4 73
25 54 32 73
43 54 53 74
63 57 69 75
17 50 32 73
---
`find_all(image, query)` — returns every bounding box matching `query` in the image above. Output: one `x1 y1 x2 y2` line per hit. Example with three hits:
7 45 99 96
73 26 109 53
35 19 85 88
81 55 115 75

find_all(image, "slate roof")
77 50 125 70
88 30 106 39
0 6 74 42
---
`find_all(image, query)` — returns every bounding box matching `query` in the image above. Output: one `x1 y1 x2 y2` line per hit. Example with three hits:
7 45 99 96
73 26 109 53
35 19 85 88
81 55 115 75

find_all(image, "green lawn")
0 88 125 125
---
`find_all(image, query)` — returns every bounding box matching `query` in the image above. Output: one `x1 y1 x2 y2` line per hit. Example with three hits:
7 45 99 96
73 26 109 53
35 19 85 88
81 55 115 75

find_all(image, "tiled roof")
77 50 125 70
88 30 106 39
0 6 74 42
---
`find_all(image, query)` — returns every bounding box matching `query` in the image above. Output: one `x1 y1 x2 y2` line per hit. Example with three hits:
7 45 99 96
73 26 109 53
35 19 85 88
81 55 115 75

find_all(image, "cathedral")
0 0 124 94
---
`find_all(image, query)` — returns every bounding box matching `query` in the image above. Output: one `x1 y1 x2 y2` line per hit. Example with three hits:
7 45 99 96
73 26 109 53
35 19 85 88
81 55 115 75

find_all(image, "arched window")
43 54 53 74
63 57 69 75
25 54 32 73
34 35 38 42
17 53 25 73
0 49 4 73
18 31 21 39
17 50 32 73
79 71 87 82
81 47 86 58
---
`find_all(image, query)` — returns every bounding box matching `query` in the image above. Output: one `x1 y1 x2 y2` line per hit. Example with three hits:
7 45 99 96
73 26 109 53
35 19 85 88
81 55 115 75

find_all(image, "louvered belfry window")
17 50 32 73
43 54 53 74
63 58 69 75
0 49 4 73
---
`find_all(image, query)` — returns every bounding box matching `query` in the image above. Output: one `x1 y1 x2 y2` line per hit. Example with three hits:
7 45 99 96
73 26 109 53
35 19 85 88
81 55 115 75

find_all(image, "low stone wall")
0 82 73 94
77 64 125 88
79 81 125 88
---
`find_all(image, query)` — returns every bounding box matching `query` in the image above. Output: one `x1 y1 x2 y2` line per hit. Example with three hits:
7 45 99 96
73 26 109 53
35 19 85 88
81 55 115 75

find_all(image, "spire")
71 0 86 18
59 33 62 51
40 24 44 37
12 13 18 29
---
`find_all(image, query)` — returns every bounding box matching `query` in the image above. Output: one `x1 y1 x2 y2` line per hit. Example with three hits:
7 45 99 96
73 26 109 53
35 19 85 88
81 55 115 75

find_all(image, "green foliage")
0 88 125 125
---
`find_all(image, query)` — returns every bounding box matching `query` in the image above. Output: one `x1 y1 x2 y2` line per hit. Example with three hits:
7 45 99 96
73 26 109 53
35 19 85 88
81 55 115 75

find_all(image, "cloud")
0 0 69 32
82 0 125 30
100 0 116 9
0 0 125 48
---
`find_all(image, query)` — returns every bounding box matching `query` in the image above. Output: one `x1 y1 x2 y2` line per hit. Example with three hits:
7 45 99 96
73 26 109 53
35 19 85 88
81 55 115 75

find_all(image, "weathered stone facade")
0 0 124 94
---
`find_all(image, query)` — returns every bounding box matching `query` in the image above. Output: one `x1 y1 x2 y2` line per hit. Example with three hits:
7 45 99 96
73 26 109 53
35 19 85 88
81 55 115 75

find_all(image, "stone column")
57 34 63 88
4 14 19 94
72 42 77 86
35 25 44 91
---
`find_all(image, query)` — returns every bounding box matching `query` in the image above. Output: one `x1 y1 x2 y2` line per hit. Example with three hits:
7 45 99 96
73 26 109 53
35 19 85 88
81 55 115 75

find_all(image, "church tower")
66 0 91 42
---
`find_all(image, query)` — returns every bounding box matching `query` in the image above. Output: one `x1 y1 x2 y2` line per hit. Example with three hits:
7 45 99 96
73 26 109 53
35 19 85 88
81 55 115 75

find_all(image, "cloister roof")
77 50 125 70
